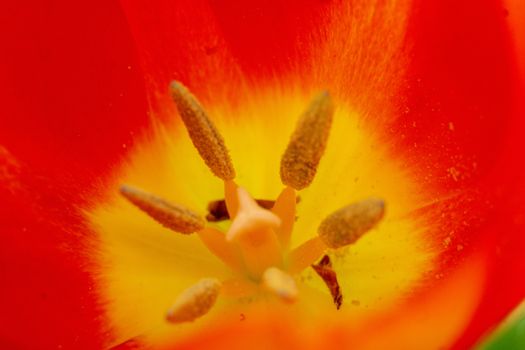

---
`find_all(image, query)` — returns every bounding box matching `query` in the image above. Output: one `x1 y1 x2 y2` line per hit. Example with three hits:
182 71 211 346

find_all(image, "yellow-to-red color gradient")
0 0 524 349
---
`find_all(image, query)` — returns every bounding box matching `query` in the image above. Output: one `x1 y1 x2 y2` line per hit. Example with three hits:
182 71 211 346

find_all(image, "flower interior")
88 82 439 346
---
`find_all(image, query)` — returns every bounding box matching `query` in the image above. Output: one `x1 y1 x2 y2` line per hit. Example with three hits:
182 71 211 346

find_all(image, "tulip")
0 0 524 349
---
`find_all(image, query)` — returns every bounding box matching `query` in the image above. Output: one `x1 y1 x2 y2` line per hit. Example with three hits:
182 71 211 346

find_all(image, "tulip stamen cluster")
119 81 385 324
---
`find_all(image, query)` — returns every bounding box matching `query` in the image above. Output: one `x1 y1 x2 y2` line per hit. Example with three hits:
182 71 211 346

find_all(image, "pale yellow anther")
318 198 385 249
120 185 205 234
170 81 235 181
262 267 298 303
166 278 221 323
280 91 334 190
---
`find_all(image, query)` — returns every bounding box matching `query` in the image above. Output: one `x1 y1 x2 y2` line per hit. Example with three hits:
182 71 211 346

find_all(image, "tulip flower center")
88 82 436 346
116 82 386 323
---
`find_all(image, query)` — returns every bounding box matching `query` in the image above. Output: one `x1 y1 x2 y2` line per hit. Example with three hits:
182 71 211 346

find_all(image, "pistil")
226 186 283 278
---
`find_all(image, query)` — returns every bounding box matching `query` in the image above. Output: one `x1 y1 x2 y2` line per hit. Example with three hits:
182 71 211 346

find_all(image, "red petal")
0 1 148 185
397 0 525 346
0 152 103 348
1 0 524 348
0 1 147 348
121 0 329 92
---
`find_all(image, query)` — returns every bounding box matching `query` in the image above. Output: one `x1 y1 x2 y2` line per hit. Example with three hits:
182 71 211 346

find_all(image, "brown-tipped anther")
166 278 221 323
318 198 385 249
170 81 235 180
206 198 276 222
280 91 334 190
312 255 342 309
262 267 298 303
120 185 205 234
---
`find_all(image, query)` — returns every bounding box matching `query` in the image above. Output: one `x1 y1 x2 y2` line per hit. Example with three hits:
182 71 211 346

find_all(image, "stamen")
166 278 221 323
318 198 385 249
120 185 205 234
170 81 235 181
197 227 243 271
226 187 283 277
262 267 298 303
271 186 297 248
224 180 239 219
312 255 342 309
280 91 334 190
288 237 327 274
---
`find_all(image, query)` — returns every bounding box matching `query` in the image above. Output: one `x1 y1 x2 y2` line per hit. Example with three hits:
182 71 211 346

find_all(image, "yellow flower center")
88 82 436 346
